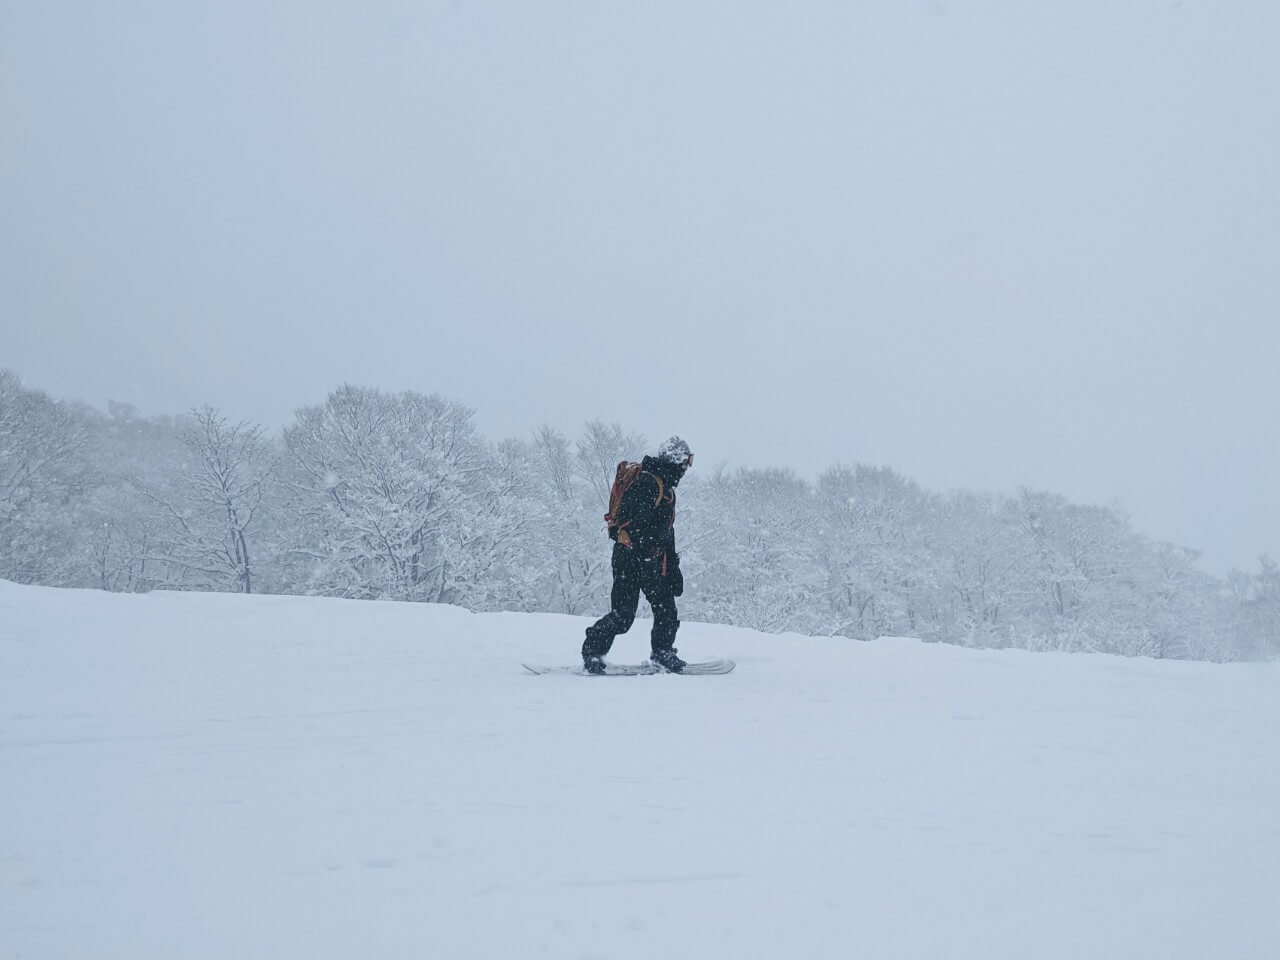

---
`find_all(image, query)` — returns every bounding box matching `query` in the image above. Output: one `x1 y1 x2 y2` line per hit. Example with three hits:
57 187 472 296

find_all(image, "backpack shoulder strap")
643 471 665 506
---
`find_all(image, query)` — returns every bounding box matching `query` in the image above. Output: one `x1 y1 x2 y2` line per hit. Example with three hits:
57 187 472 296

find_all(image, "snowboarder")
583 436 694 674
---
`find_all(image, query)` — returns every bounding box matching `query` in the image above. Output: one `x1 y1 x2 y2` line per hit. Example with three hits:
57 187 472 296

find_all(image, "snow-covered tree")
1226 556 1280 660
281 385 503 603
1138 542 1228 661
1251 556 1280 654
518 427 605 614
0 370 91 584
75 402 196 593
431 433 530 611
935 491 1018 647
1005 490 1207 657
817 465 940 640
692 466 823 634
144 406 276 593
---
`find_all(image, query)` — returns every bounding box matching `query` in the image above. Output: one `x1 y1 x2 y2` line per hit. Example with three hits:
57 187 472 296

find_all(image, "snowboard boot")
650 648 686 673
583 656 606 675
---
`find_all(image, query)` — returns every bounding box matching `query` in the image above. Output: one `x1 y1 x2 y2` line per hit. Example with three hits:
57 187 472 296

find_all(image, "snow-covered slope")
2 581 1277 959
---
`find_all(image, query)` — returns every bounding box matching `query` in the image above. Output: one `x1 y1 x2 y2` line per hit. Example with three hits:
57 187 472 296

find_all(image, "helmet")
657 436 694 468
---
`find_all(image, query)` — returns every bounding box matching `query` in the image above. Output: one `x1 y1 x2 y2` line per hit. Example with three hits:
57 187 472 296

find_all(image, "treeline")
2 369 1277 661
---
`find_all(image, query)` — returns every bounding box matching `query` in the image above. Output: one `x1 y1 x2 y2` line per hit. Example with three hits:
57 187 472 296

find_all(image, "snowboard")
522 658 736 677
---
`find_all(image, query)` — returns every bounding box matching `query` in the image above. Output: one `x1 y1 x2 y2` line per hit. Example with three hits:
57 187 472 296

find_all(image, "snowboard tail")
522 659 735 677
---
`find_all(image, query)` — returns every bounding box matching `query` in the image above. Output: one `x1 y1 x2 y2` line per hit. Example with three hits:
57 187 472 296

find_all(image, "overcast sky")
3 1 1278 574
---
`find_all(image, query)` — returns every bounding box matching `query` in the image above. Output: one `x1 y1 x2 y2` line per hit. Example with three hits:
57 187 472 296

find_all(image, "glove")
670 557 684 597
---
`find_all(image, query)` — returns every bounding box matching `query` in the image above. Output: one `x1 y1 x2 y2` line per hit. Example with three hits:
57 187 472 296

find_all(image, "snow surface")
2 581 1278 960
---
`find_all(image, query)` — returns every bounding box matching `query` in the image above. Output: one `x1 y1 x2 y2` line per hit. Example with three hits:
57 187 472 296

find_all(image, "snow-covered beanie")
657 436 692 466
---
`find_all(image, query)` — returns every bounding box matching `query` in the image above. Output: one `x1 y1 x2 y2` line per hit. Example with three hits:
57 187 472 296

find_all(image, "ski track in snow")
1 581 1278 959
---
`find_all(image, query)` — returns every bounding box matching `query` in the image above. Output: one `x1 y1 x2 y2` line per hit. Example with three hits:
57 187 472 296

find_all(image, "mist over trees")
1 369 1275 661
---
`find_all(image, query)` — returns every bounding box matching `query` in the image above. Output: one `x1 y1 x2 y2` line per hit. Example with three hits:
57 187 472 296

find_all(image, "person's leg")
642 576 681 659
582 550 642 661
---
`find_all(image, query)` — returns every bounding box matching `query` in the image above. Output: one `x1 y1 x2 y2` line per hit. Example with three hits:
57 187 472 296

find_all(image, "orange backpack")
604 461 665 546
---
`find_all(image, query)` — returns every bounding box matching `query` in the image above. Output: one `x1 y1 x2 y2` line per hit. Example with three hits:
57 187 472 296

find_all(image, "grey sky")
3 1 1278 573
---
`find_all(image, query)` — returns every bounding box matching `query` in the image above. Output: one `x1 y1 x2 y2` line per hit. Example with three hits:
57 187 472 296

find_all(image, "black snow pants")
582 543 680 660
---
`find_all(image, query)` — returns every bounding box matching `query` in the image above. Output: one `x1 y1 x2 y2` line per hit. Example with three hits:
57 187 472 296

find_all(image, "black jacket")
616 455 686 567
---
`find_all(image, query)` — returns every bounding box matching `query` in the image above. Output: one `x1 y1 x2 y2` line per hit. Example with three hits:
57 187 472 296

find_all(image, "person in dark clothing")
583 436 694 674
